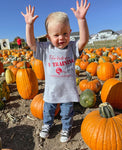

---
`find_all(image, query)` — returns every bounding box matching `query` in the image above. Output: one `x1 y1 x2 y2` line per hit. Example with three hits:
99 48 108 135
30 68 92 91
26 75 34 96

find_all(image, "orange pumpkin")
31 58 45 80
108 52 117 62
82 55 89 61
112 61 119 74
97 62 115 81
79 72 101 93
98 56 111 64
95 49 102 56
81 102 122 150
16 61 30 68
0 61 4 75
75 58 82 66
116 47 122 56
79 60 89 71
101 67 122 109
30 93 60 120
10 66 19 77
16 63 38 99
86 62 98 76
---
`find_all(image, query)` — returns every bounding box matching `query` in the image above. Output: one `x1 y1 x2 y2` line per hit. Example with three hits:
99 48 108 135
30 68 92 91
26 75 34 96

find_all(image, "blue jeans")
43 102 74 131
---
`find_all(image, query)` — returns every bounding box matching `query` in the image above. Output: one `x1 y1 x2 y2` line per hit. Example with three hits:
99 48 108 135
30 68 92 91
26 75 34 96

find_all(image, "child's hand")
21 5 39 25
71 0 90 20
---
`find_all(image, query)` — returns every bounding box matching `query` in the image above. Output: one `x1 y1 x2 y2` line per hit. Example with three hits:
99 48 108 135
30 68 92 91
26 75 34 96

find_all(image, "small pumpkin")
16 62 38 100
101 67 122 109
5 69 16 84
80 89 96 108
81 102 122 150
16 61 30 68
30 93 60 120
79 60 89 71
81 54 89 61
98 56 111 64
0 79 10 101
97 62 115 81
86 62 98 76
79 72 101 93
75 58 82 66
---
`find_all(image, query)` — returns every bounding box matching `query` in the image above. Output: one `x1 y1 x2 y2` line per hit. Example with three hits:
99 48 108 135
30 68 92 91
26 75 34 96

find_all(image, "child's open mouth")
59 42 65 45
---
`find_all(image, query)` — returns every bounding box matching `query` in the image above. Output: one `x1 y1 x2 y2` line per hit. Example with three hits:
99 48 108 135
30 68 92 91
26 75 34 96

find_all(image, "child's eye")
54 34 59 37
64 33 68 36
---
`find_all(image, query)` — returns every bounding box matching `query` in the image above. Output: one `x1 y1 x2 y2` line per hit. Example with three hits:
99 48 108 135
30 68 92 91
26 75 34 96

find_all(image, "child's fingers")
21 11 25 17
76 0 80 8
80 0 83 7
26 6 29 14
86 2 90 10
84 0 87 7
70 8 76 14
29 5 31 13
33 15 39 22
32 6 35 16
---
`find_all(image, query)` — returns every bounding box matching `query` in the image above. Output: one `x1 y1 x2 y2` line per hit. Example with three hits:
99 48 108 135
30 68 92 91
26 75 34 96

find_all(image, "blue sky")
0 0 122 42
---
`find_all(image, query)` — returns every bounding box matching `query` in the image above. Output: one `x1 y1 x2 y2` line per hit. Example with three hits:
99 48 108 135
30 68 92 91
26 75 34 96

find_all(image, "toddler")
21 0 90 143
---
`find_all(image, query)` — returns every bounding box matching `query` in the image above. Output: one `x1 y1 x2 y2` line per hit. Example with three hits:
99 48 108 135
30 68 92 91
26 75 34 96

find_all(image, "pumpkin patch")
0 46 122 149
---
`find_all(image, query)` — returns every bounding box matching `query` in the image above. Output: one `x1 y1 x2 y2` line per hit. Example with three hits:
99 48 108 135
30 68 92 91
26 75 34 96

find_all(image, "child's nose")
59 35 64 39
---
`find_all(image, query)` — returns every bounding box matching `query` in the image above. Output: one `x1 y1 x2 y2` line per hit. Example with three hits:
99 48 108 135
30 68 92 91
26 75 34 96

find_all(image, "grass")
85 35 122 49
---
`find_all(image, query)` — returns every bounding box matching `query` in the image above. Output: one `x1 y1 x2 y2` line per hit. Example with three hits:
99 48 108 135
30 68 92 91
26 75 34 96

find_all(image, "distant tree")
10 36 26 49
13 36 25 43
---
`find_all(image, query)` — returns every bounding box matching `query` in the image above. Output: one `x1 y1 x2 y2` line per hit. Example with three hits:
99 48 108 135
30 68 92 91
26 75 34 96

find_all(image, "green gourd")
80 89 96 108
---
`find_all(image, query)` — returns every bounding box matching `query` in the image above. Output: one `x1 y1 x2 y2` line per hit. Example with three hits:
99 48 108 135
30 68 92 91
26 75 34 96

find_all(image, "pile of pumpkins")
75 46 122 110
0 49 45 108
75 47 122 150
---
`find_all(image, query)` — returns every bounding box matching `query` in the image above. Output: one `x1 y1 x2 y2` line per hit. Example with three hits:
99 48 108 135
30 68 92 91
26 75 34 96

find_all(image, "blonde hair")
45 12 70 33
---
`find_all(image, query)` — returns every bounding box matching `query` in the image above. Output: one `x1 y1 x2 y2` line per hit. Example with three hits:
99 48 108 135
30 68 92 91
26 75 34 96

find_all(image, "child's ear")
70 29 72 34
46 34 50 40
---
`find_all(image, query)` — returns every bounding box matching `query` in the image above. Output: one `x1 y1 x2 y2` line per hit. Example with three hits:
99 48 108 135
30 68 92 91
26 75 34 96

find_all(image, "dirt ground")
0 71 121 150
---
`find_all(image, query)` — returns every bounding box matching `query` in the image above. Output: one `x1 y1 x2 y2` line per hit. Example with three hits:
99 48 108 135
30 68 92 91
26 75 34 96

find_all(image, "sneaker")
60 130 71 143
40 124 51 139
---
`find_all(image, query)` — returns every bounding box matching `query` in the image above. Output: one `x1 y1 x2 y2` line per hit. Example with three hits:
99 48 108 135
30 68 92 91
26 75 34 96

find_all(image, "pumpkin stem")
100 56 106 63
86 71 92 81
119 67 122 81
99 102 115 118
103 51 109 56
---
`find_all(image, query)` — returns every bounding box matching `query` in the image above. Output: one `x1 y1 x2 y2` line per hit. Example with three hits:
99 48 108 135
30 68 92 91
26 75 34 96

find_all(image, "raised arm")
21 5 38 51
71 0 90 51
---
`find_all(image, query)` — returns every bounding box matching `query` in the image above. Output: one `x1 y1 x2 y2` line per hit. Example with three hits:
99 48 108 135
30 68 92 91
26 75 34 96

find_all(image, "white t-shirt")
34 41 80 103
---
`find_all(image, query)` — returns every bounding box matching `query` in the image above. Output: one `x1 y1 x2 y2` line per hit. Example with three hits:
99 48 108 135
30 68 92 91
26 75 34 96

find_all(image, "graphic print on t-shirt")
47 54 74 77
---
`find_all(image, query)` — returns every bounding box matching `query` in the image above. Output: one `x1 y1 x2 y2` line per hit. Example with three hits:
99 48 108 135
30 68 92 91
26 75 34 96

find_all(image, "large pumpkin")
30 93 60 120
16 63 38 99
81 102 122 150
31 58 45 80
97 62 115 81
101 67 122 109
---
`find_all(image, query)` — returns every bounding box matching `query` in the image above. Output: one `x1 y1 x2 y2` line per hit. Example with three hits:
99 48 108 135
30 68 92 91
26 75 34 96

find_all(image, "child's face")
47 22 71 49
